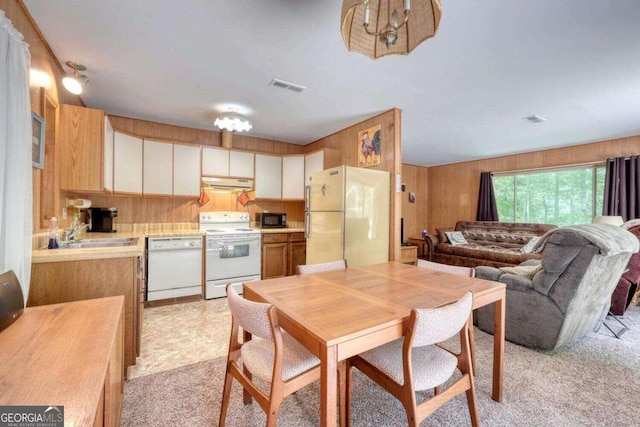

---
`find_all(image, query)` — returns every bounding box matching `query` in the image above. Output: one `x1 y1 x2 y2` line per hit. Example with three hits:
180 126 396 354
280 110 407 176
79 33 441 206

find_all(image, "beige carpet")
121 305 640 426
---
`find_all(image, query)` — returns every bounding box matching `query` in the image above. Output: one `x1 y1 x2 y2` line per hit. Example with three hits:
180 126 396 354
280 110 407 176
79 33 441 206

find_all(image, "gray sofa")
475 224 639 350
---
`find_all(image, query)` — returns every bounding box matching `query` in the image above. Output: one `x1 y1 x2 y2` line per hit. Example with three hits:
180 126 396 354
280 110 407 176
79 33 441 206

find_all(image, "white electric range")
199 212 262 299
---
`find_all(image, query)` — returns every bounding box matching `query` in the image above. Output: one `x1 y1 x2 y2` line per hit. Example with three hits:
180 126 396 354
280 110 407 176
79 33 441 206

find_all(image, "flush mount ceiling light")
62 61 88 95
341 0 442 59
214 110 252 132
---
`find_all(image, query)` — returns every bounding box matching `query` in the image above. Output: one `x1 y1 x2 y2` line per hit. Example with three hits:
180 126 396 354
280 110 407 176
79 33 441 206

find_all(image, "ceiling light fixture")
214 110 252 133
62 61 88 95
341 0 442 59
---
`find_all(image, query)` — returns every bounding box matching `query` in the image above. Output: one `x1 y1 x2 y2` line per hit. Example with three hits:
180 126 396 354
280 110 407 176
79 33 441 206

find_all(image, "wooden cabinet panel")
113 132 143 195
229 150 254 178
202 146 229 176
29 257 138 369
262 232 307 278
143 139 173 196
282 155 305 200
173 144 201 196
262 242 287 279
289 241 307 275
255 154 282 199
59 104 105 192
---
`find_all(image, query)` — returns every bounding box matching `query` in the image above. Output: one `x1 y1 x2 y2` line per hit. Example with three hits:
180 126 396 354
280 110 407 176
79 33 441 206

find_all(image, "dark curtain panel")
476 172 499 221
603 155 640 221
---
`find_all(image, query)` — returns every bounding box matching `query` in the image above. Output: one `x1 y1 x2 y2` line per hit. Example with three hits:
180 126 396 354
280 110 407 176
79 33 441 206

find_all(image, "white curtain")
0 10 33 302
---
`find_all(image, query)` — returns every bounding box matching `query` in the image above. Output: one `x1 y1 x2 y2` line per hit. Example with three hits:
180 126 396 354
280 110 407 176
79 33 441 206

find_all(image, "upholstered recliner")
610 223 640 315
475 224 639 350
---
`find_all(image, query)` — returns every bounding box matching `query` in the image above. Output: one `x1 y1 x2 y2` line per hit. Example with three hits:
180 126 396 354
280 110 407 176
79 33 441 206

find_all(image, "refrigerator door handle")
305 185 311 211
305 212 311 238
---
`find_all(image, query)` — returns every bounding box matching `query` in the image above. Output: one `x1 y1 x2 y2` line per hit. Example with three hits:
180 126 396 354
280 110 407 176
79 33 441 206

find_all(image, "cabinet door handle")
305 212 311 238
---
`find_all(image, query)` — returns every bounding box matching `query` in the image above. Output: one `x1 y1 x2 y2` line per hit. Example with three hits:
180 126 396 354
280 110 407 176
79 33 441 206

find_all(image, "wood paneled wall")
427 135 640 233
305 109 403 261
1 0 84 232
400 164 429 240
108 115 305 154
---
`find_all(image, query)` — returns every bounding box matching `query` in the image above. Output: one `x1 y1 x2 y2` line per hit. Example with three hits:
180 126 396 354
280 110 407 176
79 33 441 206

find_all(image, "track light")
62 61 88 95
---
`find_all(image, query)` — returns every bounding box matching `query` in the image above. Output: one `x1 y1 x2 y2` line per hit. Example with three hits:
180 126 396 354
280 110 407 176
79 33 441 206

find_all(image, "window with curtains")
492 165 606 226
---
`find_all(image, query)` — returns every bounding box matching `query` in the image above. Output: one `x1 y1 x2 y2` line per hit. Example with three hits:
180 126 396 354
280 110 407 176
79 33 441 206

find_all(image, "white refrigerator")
305 165 390 266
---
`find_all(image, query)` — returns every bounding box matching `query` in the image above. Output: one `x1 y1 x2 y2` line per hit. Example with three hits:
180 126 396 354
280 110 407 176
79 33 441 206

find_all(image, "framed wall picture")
357 124 381 167
32 111 45 169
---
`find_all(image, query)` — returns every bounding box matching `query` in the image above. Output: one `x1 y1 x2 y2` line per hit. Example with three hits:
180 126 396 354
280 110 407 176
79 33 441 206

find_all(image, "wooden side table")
400 245 418 265
408 237 427 259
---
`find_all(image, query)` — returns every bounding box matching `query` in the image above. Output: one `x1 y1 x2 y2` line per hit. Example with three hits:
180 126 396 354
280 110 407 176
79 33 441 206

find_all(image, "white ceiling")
23 0 640 167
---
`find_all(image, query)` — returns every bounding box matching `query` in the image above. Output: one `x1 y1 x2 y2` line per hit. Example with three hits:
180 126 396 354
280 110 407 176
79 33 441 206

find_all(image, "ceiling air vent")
268 78 307 93
522 114 547 124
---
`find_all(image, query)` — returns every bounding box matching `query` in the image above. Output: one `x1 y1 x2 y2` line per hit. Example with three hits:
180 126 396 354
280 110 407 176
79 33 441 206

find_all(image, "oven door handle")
208 237 260 244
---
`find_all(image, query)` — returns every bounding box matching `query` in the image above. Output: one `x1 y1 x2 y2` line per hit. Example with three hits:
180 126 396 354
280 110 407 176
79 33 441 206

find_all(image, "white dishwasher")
146 236 203 301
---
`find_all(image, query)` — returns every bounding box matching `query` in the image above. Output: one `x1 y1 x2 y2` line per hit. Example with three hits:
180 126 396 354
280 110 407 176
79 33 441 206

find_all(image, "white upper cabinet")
229 150 254 178
202 147 229 176
305 150 325 185
104 116 114 192
282 155 305 200
173 144 201 196
113 131 143 195
143 139 173 196
255 154 282 199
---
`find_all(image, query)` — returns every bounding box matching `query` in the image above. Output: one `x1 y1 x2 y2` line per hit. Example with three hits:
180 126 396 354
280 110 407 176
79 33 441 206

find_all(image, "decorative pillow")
436 228 454 244
499 264 543 278
445 231 468 246
520 236 541 253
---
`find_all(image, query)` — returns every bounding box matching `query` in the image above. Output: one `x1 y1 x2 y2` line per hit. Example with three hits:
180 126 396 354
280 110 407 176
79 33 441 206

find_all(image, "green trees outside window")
493 166 605 227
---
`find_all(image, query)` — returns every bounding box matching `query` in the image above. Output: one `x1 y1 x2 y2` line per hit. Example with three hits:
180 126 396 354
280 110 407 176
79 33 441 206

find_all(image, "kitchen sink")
56 237 139 249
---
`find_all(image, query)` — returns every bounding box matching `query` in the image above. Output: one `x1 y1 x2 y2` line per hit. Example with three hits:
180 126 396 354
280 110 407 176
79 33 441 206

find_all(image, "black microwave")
256 212 287 228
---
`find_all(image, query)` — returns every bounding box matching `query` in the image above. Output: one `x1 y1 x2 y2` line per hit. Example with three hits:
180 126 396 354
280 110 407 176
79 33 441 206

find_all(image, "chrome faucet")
63 223 90 244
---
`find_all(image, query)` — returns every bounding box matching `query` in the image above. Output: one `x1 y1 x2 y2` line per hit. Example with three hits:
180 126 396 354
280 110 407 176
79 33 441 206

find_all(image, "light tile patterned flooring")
128 297 232 379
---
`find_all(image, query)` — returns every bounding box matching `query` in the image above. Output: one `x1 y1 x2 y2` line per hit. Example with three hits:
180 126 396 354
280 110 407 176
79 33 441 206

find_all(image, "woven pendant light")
341 0 442 59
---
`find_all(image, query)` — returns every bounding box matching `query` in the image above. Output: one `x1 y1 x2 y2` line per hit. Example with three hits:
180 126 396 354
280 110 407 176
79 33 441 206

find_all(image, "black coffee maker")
87 207 118 232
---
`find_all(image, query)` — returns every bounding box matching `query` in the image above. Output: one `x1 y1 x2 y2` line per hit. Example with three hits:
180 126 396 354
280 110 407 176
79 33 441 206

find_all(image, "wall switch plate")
62 207 67 220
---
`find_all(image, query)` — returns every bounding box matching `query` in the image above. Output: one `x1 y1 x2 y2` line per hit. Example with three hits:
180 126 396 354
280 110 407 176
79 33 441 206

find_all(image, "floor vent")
522 114 547 124
268 78 307 93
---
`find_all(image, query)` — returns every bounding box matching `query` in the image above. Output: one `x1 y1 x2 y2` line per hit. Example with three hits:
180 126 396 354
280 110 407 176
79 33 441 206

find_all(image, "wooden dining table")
243 261 506 427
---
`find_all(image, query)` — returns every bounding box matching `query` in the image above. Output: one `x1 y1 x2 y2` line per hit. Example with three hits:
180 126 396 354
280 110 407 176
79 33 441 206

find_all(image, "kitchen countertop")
32 225 308 263
31 229 205 263
257 228 305 234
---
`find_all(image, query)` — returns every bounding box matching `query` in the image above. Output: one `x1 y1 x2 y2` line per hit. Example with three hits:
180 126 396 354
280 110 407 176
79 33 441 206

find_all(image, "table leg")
321 345 338 427
492 290 505 402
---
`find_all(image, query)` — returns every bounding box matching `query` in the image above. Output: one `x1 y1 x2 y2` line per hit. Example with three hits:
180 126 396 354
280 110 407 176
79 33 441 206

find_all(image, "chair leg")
218 363 234 427
465 373 480 427
468 315 477 376
602 311 630 338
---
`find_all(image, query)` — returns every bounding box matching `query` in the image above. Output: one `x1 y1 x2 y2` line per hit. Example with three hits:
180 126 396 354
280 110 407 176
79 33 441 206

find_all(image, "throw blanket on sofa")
533 224 640 255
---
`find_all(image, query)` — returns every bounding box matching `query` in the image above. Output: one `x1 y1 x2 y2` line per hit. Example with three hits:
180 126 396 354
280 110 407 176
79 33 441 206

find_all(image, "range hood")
202 177 253 190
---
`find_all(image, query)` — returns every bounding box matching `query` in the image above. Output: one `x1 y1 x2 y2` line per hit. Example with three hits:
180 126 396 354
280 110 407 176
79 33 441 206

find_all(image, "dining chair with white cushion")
417 259 477 375
296 259 347 275
346 291 479 427
219 284 321 427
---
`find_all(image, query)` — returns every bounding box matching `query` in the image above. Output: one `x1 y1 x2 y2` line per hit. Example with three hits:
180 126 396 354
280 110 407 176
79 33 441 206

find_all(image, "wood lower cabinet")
29 256 140 370
289 232 307 275
262 233 288 279
262 232 307 279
